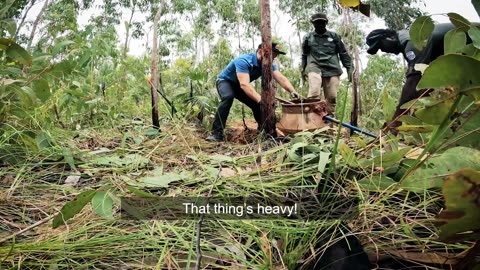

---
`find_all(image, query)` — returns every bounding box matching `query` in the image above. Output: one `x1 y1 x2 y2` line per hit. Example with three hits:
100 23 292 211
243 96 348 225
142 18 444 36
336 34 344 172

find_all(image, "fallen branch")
0 213 56 244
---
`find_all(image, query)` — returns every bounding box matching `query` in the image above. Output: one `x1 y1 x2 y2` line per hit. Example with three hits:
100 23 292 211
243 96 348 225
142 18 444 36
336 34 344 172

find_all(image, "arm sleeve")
234 58 250 74
272 63 278 71
301 35 309 71
336 34 353 70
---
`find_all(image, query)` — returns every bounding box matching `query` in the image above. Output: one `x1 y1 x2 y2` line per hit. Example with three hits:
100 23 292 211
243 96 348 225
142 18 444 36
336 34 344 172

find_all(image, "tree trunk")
150 0 164 130
27 0 49 51
344 9 359 132
123 2 136 57
15 0 37 38
259 0 276 137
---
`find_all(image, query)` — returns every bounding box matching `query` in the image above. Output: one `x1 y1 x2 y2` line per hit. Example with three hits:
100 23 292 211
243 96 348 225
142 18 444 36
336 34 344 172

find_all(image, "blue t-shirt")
217 52 278 83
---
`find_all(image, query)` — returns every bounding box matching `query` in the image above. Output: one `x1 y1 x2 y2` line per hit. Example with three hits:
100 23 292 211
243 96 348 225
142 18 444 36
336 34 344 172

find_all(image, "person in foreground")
301 12 354 116
365 22 472 134
206 42 299 142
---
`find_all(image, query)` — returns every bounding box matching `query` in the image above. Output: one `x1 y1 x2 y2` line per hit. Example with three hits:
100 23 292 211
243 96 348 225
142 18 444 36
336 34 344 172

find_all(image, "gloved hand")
290 91 300 99
347 68 353 83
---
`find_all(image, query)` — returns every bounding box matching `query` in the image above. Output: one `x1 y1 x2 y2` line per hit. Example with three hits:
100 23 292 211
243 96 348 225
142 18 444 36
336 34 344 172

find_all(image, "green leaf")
444 29 467 54
140 173 184 188
126 185 159 198
5 19 16 37
338 143 359 167
0 39 31 65
415 98 454 125
210 154 234 163
317 152 330 174
409 16 434 50
357 175 397 191
52 190 97 228
144 128 160 136
417 54 480 92
90 154 149 168
396 124 434 133
63 148 76 170
32 79 50 102
52 40 76 56
91 191 114 219
461 44 480 60
400 147 480 191
35 131 53 150
374 147 411 168
468 25 480 49
435 168 480 242
447 12 471 31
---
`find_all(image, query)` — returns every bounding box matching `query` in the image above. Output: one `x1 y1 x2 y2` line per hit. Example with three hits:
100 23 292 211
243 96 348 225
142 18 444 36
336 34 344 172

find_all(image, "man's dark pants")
389 72 431 131
211 80 261 135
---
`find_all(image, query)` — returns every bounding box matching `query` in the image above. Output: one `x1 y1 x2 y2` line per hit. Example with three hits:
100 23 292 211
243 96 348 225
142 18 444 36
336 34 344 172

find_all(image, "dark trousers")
390 72 432 128
211 80 261 134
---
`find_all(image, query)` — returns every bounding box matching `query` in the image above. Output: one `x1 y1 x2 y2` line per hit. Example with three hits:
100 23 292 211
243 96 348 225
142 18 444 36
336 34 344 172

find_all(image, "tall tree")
27 0 49 51
260 0 276 137
150 0 165 129
369 0 424 30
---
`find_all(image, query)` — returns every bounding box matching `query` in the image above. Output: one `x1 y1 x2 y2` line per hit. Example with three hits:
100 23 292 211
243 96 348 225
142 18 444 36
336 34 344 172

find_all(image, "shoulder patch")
406 51 416 61
327 37 334 42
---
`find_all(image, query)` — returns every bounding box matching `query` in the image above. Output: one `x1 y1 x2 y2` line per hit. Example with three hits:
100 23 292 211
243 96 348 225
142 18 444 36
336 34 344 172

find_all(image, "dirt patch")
225 119 261 144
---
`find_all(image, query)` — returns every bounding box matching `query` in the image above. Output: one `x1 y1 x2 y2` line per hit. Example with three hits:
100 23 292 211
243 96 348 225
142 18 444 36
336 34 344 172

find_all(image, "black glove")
290 91 300 99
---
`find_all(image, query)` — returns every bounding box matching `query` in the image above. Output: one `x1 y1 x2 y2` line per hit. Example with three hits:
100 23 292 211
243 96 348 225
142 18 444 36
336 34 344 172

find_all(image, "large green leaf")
461 44 480 60
0 38 32 65
468 25 480 49
52 40 76 57
4 18 16 37
447 96 480 148
415 98 454 125
52 190 97 228
417 54 480 92
435 168 480 242
409 16 434 50
357 175 397 191
32 79 50 102
338 143 359 167
444 29 467 54
140 173 185 188
400 147 480 191
35 131 54 150
91 191 114 220
90 154 149 168
447 12 471 31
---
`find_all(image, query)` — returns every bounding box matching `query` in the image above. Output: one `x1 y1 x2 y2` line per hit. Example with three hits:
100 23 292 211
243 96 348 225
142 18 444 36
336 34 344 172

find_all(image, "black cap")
258 42 287 55
366 29 396 54
311 13 328 23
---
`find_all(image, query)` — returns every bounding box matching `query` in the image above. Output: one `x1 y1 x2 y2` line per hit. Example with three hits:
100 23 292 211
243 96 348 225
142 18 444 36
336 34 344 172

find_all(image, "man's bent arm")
273 70 296 93
237 72 261 103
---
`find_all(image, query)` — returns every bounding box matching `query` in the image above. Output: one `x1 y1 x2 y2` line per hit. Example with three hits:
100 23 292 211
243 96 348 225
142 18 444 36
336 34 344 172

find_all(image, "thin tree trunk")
259 0 276 137
27 0 49 51
122 2 136 88
123 2 136 57
150 0 164 129
344 9 359 131
15 0 37 38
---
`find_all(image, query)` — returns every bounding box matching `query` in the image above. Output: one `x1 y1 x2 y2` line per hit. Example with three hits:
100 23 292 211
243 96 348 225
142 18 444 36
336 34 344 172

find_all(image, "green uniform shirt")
302 30 353 77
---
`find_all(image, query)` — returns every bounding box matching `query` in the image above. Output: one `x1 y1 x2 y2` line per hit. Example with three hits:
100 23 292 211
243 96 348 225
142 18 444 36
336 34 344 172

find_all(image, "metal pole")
323 116 378 139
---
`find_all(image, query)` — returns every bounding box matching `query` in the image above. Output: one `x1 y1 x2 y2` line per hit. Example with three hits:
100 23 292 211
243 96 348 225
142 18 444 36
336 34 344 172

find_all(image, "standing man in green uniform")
301 13 354 115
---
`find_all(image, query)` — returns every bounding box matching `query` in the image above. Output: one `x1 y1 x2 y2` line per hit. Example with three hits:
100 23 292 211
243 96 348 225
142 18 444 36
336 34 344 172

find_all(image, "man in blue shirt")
206 42 299 142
